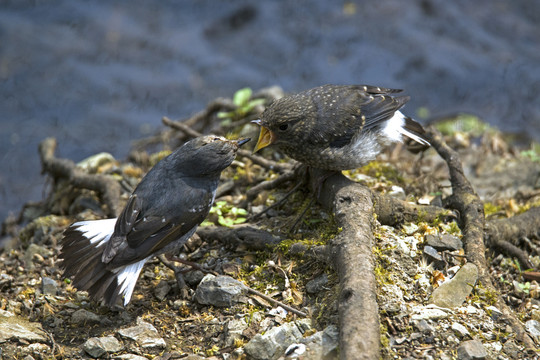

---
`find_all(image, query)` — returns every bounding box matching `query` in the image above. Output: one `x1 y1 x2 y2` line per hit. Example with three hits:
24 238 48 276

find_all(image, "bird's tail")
384 111 430 147
59 219 147 307
401 116 430 146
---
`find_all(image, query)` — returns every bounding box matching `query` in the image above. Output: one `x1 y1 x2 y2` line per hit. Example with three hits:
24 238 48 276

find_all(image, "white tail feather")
384 111 430 146
74 218 117 247
116 258 150 305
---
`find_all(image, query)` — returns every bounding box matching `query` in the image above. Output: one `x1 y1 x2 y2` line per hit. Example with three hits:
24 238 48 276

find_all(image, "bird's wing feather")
317 85 409 148
105 177 215 266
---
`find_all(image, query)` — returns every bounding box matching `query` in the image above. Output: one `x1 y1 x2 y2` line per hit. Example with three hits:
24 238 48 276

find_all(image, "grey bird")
60 135 250 307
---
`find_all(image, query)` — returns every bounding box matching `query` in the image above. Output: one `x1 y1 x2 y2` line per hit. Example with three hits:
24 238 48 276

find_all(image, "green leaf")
218 216 235 227
233 88 252 106
217 111 235 119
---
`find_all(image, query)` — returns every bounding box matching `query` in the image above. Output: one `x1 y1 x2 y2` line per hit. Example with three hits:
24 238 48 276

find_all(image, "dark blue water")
1 0 539 221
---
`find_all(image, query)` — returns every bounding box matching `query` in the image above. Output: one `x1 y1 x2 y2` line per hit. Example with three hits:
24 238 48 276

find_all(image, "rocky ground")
1 89 540 359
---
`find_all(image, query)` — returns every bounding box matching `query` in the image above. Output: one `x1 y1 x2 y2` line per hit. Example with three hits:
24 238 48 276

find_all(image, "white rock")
451 322 470 337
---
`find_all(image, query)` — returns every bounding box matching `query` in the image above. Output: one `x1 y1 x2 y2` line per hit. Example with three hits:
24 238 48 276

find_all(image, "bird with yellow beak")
251 84 429 171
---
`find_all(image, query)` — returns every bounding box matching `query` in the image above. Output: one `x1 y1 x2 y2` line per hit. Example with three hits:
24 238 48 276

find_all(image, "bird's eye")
278 123 289 131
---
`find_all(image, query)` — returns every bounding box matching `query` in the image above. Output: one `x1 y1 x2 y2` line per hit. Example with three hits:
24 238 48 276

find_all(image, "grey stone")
525 319 540 337
425 234 463 251
23 343 51 358
411 305 452 321
184 270 205 286
41 276 57 295
299 325 339 359
244 321 304 360
305 274 329 294
423 245 442 261
431 263 478 308
194 274 248 307
24 243 50 270
70 309 102 325
0 273 14 288
451 322 470 338
153 280 171 301
485 305 503 321
83 336 123 358
502 340 522 359
118 317 166 349
0 313 47 343
388 185 406 199
115 355 150 360
414 320 434 334
457 340 487 360
224 318 248 347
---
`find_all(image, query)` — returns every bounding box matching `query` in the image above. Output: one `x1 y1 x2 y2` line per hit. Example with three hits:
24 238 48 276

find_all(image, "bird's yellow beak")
252 120 276 153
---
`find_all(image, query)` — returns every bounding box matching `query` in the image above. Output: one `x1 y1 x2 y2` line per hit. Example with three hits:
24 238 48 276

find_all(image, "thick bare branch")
315 171 380 360
38 138 122 217
485 207 540 269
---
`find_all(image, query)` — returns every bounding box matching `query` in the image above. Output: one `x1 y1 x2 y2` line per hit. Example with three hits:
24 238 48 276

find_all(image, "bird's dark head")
171 135 250 176
252 94 312 153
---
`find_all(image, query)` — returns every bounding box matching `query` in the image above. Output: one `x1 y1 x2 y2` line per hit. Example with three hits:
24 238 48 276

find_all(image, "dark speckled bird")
59 136 250 307
252 84 429 170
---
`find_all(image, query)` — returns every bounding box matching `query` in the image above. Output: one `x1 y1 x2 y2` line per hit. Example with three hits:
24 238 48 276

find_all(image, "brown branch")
485 207 540 269
237 150 294 173
182 98 236 130
38 138 122 217
162 116 203 138
315 171 380 360
246 287 307 317
371 191 455 227
425 127 536 350
197 225 282 251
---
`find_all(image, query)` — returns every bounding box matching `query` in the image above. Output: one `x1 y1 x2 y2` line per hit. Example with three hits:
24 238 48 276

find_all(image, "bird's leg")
166 255 219 276
288 196 316 233
288 168 339 233
158 254 190 298
158 254 218 299
308 168 340 197
250 178 306 220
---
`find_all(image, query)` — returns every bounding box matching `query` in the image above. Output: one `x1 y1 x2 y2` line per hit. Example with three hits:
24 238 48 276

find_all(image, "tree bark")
317 172 380 360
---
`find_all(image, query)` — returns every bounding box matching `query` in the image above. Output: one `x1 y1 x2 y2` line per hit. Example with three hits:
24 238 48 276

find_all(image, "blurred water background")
1 0 539 222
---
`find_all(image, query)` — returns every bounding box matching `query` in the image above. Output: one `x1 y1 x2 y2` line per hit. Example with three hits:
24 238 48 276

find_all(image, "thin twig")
162 116 202 138
246 287 307 317
237 149 294 172
163 116 292 172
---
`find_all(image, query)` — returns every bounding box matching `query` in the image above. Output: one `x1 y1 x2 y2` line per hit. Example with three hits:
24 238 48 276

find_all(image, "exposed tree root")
38 137 122 217
425 127 537 351
371 191 455 227
485 207 540 270
197 224 282 251
315 171 380 360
